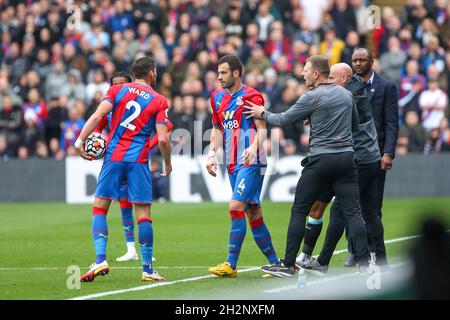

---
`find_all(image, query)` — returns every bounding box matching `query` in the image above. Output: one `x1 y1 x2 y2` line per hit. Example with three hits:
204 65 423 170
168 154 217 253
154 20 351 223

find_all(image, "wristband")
208 150 216 157
74 137 84 149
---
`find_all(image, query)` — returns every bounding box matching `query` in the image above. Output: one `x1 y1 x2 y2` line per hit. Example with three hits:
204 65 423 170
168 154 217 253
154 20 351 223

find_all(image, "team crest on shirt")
236 96 244 106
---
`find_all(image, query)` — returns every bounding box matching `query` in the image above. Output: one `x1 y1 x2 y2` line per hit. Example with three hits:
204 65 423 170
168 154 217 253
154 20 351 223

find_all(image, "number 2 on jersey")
120 100 141 131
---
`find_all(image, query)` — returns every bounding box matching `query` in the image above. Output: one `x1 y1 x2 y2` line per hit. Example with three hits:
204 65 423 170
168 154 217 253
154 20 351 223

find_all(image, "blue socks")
138 217 153 274
226 210 246 269
119 200 135 243
250 216 279 264
92 207 108 264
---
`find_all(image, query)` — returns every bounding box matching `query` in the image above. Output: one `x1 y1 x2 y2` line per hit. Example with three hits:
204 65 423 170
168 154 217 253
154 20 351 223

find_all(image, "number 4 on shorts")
237 178 245 196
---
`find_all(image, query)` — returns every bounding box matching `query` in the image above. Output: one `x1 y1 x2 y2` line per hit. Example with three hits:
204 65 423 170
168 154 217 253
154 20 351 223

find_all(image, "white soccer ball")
84 132 107 160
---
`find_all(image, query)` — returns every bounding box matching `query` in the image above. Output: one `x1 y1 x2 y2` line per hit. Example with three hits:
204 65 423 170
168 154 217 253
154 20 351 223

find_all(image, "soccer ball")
84 132 107 160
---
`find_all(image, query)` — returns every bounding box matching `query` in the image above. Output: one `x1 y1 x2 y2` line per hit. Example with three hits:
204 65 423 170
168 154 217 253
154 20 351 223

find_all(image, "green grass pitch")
0 198 449 300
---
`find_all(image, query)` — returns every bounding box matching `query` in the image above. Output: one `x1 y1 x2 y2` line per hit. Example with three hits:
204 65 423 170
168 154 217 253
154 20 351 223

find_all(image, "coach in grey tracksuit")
245 56 370 274
313 66 388 268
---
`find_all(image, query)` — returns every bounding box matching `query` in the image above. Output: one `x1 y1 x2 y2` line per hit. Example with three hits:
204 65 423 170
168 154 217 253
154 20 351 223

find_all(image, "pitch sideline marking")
263 261 408 293
0 266 260 271
69 267 261 300
68 232 429 300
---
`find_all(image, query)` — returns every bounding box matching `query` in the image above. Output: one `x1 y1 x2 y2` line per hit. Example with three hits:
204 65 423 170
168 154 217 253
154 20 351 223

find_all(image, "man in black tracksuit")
300 63 387 275
244 56 370 277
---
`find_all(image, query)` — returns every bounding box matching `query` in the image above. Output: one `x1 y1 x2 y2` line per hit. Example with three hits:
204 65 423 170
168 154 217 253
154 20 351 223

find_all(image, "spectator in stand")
396 131 410 156
421 36 446 74
264 21 292 65
0 134 12 161
35 140 49 158
0 95 22 155
424 127 445 154
341 31 361 66
45 60 68 102
380 36 407 86
415 17 438 48
245 44 271 74
438 2 450 48
403 110 428 152
110 0 135 34
59 106 85 156
45 97 67 143
255 0 275 42
194 96 212 154
85 69 109 105
21 88 47 131
399 60 426 120
224 4 244 37
83 19 110 51
419 78 448 132
64 69 86 107
20 108 43 156
0 0 449 159
329 0 357 41
398 27 413 52
261 68 282 107
439 52 450 97
32 48 52 82
319 24 345 65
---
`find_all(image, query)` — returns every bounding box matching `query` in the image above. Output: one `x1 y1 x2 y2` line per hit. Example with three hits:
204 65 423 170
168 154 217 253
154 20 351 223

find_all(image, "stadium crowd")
0 0 450 161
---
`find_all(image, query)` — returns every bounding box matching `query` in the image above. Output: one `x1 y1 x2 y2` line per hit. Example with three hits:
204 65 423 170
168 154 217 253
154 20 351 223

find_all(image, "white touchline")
0 266 260 271
69 267 261 300
68 232 433 300
264 261 408 293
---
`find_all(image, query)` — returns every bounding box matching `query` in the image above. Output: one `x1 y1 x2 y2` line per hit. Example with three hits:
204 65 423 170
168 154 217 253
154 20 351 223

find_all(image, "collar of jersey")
134 81 153 89
226 84 245 96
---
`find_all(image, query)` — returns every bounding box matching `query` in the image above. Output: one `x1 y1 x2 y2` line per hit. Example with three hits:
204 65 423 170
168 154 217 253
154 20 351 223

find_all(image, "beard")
221 79 234 89
304 78 314 88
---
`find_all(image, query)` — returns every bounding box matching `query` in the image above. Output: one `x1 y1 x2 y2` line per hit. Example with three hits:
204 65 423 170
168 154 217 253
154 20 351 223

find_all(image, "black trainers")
261 261 296 278
303 257 328 276
343 253 356 267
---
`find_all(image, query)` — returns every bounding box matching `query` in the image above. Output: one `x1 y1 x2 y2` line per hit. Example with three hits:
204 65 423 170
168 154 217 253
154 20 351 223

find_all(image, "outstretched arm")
244 95 313 127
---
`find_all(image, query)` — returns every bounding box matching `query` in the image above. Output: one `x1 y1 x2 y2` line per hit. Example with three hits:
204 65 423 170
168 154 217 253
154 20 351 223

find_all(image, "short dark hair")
110 71 133 85
131 57 156 79
355 47 374 61
218 55 243 77
306 55 330 78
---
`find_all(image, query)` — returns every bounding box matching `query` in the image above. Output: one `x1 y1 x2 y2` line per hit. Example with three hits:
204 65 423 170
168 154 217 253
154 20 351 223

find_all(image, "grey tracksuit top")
263 83 358 156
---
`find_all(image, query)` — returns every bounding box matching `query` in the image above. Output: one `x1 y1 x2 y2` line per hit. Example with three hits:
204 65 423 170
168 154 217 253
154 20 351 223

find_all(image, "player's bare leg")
80 197 112 282
135 203 165 282
209 200 247 278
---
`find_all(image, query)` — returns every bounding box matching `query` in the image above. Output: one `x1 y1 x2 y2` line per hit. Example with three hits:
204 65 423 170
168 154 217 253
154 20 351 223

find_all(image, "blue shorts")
96 160 152 204
119 180 128 199
228 166 265 206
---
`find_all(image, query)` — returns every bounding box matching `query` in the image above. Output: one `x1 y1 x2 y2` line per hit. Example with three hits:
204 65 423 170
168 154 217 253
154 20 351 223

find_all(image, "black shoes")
261 260 296 278
302 257 328 276
343 253 356 267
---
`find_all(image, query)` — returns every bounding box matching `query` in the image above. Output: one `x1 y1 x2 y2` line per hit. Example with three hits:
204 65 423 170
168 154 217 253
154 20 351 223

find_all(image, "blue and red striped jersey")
102 82 169 163
210 85 267 174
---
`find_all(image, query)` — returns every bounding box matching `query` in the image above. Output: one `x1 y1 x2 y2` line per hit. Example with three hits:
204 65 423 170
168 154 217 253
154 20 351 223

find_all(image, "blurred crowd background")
0 0 449 161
